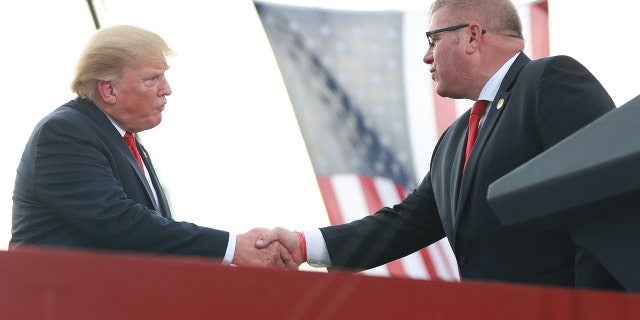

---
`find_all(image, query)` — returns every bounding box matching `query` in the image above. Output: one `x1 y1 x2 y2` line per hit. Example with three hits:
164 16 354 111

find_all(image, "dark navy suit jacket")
320 53 622 289
12 98 229 258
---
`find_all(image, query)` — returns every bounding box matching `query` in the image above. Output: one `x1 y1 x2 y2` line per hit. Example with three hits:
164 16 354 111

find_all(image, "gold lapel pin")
496 98 504 110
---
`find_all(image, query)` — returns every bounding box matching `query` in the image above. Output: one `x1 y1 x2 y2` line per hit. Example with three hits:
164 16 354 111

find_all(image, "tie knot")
124 132 135 143
471 100 489 116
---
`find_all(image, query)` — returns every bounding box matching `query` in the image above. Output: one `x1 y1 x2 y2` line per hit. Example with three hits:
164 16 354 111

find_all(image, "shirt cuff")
222 232 236 265
304 229 332 267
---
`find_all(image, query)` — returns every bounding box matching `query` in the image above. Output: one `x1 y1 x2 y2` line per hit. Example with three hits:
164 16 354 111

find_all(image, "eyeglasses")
425 24 486 49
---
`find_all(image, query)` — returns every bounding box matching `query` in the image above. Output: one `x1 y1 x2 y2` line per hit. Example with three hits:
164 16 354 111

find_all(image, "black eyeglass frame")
425 24 486 48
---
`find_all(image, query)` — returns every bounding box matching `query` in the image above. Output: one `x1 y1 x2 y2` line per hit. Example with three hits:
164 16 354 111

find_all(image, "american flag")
255 0 548 281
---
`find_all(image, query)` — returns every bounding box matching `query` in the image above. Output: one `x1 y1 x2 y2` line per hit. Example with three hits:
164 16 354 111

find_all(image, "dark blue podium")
488 95 640 292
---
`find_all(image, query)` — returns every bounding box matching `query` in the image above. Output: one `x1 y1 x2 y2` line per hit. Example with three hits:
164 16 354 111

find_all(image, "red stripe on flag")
317 177 345 225
431 82 458 136
530 0 549 59
358 176 380 209
394 183 407 198
394 178 444 280
419 249 442 281
359 176 408 278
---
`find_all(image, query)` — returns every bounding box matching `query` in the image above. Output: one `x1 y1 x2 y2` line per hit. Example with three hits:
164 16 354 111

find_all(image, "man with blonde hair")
11 25 295 269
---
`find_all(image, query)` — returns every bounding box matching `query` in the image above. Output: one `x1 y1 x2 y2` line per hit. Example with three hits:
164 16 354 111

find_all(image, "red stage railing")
1 247 639 319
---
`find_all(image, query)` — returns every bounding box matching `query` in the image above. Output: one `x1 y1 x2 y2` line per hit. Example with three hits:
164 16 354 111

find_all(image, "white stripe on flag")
330 174 391 277
331 174 370 223
430 240 459 281
373 176 402 206
399 252 430 280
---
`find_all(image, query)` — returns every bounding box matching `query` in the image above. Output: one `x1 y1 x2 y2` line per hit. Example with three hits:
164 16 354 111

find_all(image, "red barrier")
1 247 639 319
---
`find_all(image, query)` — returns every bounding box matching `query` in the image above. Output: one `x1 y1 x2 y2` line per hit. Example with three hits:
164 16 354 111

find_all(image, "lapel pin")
496 98 504 110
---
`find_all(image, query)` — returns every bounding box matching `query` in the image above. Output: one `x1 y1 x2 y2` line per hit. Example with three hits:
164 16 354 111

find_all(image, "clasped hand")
231 227 302 270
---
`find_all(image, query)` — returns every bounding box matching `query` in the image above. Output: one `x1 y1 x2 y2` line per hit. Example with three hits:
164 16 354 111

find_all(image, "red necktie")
124 132 144 172
464 100 489 170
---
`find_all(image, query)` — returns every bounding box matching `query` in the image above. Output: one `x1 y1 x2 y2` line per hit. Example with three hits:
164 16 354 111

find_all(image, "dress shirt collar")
478 52 520 103
474 52 520 127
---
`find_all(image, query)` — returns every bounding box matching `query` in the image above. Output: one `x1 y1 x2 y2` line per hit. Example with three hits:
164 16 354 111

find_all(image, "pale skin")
425 5 524 101
94 59 297 270
255 2 526 267
95 60 171 133
256 228 304 266
235 228 298 269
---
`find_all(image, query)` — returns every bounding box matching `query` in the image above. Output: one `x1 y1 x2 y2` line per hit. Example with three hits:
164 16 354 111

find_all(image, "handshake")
230 227 305 270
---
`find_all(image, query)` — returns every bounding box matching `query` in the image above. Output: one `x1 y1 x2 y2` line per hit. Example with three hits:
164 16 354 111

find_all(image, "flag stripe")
331 175 370 224
530 1 549 59
317 177 345 225
375 176 450 280
432 240 458 281
332 175 392 277
359 176 408 278
373 176 403 207
419 245 443 280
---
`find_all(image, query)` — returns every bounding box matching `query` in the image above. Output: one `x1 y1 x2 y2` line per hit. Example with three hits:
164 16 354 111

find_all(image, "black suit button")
457 255 466 266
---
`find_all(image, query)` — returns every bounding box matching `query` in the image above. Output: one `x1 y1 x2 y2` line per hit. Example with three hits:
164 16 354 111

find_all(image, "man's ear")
97 80 117 104
466 23 484 53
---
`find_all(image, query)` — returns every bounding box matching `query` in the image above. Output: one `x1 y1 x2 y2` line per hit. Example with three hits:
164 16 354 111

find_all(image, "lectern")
487 95 640 292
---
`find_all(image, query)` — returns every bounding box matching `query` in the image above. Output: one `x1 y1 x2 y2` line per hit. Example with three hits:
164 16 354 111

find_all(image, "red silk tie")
464 100 489 170
124 132 144 172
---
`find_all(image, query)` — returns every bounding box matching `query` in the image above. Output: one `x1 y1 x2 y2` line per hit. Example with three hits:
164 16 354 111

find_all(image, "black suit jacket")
320 53 621 289
12 98 229 259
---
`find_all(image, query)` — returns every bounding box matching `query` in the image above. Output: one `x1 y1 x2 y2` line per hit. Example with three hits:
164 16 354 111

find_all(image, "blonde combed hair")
71 25 175 100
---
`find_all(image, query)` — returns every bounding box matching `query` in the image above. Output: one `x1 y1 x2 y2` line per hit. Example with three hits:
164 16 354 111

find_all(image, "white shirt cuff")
222 232 236 265
304 229 332 267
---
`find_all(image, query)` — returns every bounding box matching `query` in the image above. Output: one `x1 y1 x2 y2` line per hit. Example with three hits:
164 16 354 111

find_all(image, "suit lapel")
138 143 172 218
123 136 162 212
71 98 165 215
453 53 531 229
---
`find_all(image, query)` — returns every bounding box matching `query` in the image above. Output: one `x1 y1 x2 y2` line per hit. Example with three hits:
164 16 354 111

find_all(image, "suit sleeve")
29 116 230 258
